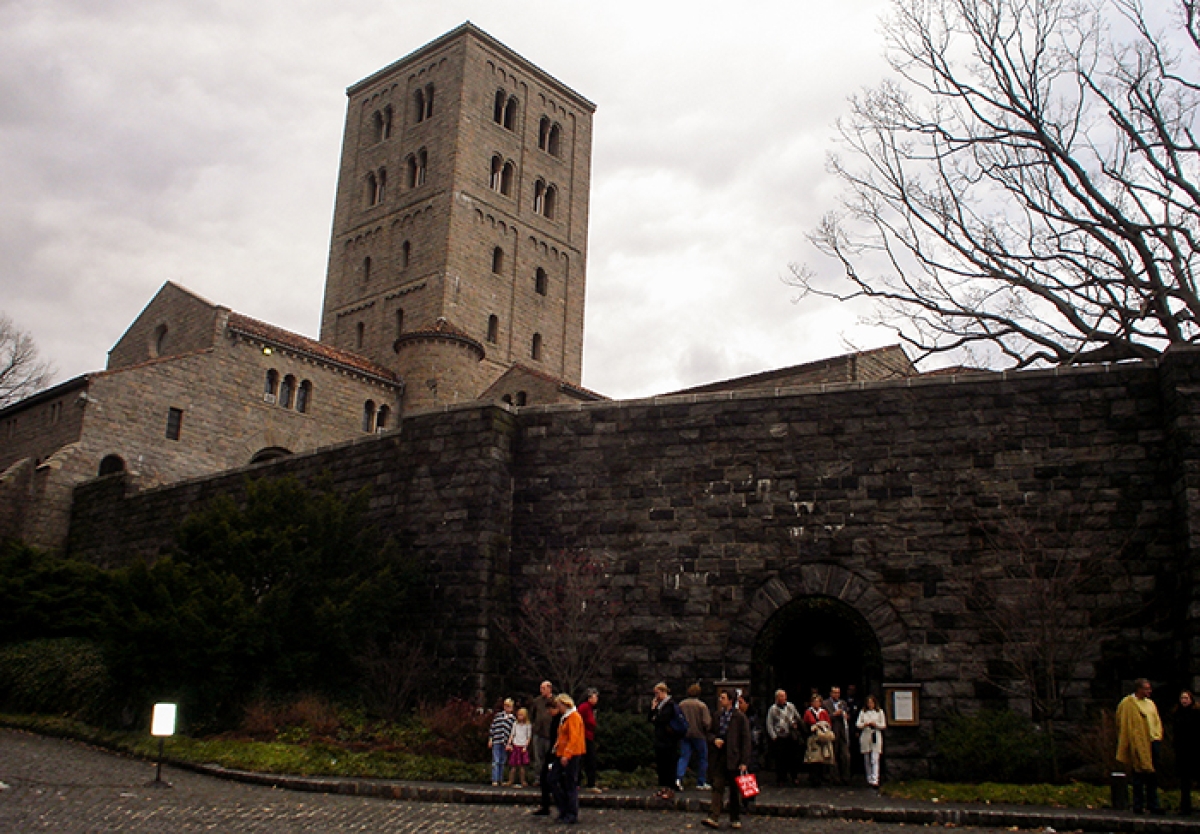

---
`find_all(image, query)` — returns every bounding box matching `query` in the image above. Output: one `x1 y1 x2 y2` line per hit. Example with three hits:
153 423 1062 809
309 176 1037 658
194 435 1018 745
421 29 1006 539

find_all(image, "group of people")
1115 678 1200 816
764 686 885 790
487 681 600 825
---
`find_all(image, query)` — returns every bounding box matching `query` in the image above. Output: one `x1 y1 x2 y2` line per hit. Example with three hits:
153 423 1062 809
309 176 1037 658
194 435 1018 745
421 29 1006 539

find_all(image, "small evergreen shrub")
0 638 112 721
595 710 655 772
934 709 1049 783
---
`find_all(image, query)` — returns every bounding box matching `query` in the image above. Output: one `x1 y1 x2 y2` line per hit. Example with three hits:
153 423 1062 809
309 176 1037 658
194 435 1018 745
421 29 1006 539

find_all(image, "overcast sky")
1 0 901 400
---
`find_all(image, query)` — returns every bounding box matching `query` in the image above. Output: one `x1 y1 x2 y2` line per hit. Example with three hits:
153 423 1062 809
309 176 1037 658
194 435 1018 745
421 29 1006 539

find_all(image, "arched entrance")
751 595 882 707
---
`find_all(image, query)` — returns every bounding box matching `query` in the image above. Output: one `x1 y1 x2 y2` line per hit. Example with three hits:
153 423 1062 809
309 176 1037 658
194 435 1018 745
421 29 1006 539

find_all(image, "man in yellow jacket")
551 693 587 824
1116 678 1163 814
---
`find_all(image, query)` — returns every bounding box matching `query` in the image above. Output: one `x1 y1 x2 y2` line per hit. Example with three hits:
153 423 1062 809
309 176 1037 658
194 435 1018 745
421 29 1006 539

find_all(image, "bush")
415 698 492 761
0 638 112 722
934 709 1049 783
595 710 655 772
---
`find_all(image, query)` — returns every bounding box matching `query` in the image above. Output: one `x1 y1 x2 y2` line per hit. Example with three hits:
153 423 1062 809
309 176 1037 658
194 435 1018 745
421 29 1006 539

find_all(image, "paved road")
0 728 1020 832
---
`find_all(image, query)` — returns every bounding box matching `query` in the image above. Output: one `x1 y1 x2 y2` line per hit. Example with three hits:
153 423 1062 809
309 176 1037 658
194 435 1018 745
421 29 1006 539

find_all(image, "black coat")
649 698 678 748
709 708 752 772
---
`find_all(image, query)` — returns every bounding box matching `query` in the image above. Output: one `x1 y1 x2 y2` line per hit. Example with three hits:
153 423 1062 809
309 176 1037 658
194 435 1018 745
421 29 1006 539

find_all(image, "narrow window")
503 96 518 130
548 123 562 157
395 308 405 337
531 333 543 361
538 116 550 150
487 315 499 343
493 90 506 124
533 180 545 214
280 375 295 409
492 246 504 274
372 110 384 143
265 369 279 401
490 155 503 191
366 171 379 206
500 161 515 196
544 185 558 220
376 405 390 431
377 167 386 202
165 407 183 441
423 84 434 119
535 267 548 296
356 322 365 350
415 149 427 186
401 240 411 268
382 105 393 140
296 380 311 414
516 391 528 406
363 256 372 283
414 88 426 123
151 323 168 357
362 400 376 432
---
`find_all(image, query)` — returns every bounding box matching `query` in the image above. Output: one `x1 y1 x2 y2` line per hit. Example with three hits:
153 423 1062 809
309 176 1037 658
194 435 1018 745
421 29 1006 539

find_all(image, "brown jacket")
709 708 752 772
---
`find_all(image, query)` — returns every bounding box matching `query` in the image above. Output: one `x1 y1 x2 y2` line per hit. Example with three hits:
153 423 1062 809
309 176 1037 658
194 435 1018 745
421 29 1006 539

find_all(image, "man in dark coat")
703 689 752 830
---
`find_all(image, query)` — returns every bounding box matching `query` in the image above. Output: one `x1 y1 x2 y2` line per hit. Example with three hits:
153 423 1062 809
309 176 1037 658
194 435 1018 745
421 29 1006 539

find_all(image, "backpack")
668 702 689 738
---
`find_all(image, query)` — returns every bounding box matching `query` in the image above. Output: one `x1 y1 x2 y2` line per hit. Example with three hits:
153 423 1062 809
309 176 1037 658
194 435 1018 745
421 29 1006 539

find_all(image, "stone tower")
319 24 594 412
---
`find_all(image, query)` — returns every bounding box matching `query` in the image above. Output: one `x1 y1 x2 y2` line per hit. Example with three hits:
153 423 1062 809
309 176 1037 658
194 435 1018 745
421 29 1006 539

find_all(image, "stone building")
0 282 402 550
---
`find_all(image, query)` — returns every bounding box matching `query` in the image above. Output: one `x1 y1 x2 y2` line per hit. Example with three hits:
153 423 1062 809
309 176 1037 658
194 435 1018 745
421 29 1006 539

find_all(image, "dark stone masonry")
67 349 1200 777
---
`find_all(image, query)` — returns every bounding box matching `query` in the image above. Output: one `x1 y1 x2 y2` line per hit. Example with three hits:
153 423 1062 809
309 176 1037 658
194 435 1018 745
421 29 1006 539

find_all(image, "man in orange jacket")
551 693 586 824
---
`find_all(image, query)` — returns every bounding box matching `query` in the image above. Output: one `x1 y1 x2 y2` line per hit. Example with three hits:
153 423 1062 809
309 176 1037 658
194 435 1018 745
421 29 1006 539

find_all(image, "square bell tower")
319 23 594 410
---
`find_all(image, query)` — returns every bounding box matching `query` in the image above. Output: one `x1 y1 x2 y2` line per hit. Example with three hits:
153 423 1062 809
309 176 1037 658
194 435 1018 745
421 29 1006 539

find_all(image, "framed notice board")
883 684 920 727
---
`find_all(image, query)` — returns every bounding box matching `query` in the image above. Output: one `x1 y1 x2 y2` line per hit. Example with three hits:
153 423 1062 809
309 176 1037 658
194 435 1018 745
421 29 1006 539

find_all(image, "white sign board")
151 703 177 737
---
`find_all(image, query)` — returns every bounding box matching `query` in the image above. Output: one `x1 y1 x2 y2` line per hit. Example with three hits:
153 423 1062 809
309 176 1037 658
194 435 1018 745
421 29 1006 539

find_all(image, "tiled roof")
393 318 485 356
226 312 401 385
504 363 606 401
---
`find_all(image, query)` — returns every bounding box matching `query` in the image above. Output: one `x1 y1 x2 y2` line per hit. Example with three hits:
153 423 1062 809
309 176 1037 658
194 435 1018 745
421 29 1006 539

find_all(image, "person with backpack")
650 681 686 800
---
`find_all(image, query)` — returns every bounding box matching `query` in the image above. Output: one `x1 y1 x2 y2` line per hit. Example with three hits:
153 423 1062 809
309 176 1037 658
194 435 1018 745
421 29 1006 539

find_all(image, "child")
489 698 516 786
506 706 533 787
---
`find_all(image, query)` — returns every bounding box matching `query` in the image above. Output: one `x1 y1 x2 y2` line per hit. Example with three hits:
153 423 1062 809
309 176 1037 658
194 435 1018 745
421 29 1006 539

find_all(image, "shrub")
0 638 112 722
934 709 1049 783
415 698 491 761
595 710 655 772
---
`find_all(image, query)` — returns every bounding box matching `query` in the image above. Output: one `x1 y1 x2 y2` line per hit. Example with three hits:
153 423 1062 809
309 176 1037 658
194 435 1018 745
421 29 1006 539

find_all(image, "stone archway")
724 563 911 700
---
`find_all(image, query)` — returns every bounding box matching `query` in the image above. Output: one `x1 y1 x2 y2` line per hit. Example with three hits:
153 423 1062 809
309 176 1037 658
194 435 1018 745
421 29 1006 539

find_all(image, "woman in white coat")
856 694 886 788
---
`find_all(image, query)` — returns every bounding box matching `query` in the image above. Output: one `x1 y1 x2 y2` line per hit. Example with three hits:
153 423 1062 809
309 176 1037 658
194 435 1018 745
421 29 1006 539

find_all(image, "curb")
176 761 1200 833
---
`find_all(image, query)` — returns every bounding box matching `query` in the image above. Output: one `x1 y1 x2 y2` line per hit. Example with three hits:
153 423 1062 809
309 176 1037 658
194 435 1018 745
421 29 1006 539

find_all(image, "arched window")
280 374 295 409
356 322 365 350
492 246 504 274
376 405 390 431
490 155 503 190
538 116 551 150
493 90 506 124
296 380 311 413
544 185 558 220
535 267 548 296
376 167 387 201
371 110 385 143
98 454 125 476
502 394 513 404
151 323 169 357
395 308 405 336
401 239 411 268
547 123 562 157
503 96 518 130
414 83 434 122
487 314 499 343
382 105 393 140
366 171 379 206
407 150 427 188
363 256 372 283
265 369 279 399
533 179 546 214
250 447 292 464
500 161 514 195
516 391 528 406
362 400 376 432
531 332 543 361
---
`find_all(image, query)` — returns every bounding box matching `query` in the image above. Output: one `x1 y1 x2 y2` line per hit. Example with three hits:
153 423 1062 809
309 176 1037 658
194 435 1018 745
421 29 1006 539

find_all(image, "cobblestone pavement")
0 729 1017 834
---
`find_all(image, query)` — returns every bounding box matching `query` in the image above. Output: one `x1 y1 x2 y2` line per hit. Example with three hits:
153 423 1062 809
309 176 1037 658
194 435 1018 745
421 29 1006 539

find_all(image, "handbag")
735 772 759 799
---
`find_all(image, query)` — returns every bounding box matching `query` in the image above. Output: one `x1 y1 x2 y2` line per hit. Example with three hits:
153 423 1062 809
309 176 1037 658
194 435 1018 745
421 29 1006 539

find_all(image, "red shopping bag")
735 773 759 799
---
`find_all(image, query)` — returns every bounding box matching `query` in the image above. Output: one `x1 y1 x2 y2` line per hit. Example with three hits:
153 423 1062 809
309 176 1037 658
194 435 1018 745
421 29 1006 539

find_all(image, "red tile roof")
226 312 401 385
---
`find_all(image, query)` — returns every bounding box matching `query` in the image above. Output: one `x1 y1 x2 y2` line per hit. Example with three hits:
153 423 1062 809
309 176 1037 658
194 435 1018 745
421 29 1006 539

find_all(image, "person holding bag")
856 694 887 788
802 693 834 787
702 689 752 830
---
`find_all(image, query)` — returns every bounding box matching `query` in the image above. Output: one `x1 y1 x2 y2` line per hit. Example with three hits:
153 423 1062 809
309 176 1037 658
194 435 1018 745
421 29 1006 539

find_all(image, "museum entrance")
750 595 882 710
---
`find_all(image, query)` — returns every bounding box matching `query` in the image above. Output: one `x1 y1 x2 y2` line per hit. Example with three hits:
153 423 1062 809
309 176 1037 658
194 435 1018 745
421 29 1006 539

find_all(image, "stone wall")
66 351 1200 776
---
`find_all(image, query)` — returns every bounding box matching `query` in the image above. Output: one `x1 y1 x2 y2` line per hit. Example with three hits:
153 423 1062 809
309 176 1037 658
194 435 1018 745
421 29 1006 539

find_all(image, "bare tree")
500 550 621 699
791 0 1200 369
969 504 1139 777
0 314 54 407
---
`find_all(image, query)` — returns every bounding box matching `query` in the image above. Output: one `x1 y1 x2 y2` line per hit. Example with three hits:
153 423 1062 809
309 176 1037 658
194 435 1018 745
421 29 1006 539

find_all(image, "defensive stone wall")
65 350 1200 776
